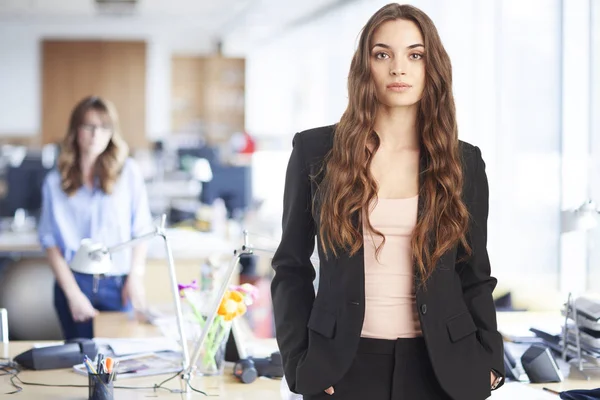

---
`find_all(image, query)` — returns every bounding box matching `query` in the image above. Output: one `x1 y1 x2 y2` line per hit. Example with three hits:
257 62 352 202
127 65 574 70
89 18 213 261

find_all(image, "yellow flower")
217 290 247 321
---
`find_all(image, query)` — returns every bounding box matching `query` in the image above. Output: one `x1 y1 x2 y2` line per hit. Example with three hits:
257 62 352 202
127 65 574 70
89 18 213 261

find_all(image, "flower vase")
196 317 232 376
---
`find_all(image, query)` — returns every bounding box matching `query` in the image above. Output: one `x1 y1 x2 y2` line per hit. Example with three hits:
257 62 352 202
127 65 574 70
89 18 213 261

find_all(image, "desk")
0 230 42 255
497 311 600 393
3 312 600 399
0 312 282 399
93 312 163 338
0 342 282 399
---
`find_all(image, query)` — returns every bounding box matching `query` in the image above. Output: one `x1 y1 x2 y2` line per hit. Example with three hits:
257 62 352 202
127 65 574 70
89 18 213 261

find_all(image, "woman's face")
369 19 426 110
77 110 113 158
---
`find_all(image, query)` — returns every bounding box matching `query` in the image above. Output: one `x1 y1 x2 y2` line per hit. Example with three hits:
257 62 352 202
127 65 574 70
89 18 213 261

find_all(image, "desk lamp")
69 215 190 377
70 216 257 391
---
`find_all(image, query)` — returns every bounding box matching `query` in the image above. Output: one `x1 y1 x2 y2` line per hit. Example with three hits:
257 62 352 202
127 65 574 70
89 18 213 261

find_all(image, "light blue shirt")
38 158 152 275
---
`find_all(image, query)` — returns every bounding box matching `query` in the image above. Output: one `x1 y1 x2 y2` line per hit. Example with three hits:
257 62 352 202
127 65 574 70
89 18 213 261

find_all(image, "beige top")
361 195 423 339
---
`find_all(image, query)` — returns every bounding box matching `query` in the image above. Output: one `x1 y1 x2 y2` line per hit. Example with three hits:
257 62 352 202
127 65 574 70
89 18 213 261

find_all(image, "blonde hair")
58 96 129 196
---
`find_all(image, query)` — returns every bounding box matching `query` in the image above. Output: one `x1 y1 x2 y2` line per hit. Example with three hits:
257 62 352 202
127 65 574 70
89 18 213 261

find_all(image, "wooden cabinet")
42 40 147 149
171 55 245 145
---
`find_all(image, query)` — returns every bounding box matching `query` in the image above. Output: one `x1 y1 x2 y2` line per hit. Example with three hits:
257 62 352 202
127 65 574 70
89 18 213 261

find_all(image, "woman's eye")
410 53 424 60
375 52 389 60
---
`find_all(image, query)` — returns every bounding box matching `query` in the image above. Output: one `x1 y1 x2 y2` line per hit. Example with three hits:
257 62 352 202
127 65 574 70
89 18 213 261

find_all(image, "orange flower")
217 290 247 321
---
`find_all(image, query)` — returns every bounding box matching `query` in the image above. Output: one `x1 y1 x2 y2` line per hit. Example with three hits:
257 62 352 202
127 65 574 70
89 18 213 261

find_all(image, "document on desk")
73 352 182 379
489 383 558 399
499 315 564 343
93 337 180 357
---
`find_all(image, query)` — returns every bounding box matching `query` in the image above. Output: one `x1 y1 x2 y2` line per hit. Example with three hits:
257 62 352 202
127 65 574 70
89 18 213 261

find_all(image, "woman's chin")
381 100 420 110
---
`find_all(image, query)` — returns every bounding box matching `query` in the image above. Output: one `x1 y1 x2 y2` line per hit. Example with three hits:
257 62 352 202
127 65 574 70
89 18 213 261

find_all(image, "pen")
109 360 119 383
542 387 561 395
82 358 94 374
105 357 113 374
84 356 98 375
97 354 104 374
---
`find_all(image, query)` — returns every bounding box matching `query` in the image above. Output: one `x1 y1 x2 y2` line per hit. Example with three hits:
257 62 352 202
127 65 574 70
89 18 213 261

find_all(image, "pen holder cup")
88 373 114 400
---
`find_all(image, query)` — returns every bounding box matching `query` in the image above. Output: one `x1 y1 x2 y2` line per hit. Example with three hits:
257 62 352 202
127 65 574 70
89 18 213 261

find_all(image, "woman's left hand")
490 371 496 387
122 274 147 319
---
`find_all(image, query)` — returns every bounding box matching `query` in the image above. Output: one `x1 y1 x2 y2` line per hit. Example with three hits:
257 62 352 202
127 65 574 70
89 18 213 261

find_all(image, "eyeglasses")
79 123 113 134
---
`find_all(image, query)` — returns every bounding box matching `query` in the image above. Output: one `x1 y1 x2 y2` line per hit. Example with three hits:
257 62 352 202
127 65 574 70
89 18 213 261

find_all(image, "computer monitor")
177 147 218 170
201 165 252 219
0 155 51 218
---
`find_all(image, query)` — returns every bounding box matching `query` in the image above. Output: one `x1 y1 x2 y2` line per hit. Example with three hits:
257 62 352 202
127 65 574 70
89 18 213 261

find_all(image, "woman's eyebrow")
372 43 391 50
372 43 425 50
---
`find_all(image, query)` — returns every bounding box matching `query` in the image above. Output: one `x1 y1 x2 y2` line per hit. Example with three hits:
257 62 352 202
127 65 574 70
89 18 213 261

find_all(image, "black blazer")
271 125 505 400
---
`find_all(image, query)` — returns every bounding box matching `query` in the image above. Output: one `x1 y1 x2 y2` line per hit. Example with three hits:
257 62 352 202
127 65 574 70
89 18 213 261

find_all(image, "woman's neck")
79 153 98 187
373 105 419 151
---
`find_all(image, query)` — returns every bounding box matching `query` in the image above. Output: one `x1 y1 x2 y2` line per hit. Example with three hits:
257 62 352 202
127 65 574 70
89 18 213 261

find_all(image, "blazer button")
420 304 427 315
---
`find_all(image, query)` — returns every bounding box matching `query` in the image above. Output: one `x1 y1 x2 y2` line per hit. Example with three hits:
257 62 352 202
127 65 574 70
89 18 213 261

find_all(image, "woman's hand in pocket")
324 386 334 395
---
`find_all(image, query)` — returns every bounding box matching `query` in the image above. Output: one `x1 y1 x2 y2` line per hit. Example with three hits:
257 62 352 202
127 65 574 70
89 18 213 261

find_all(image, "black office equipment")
226 317 283 384
1 154 51 218
176 145 252 218
201 165 252 218
233 352 284 384
177 146 218 168
233 358 258 384
251 351 283 378
14 338 98 370
520 344 563 383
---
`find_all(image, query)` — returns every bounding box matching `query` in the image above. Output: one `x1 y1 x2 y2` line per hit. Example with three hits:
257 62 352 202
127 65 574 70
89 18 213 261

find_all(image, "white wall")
0 19 215 139
0 28 39 136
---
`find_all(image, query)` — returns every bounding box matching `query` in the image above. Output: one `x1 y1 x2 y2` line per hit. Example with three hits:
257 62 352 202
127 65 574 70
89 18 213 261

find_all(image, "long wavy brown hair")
318 3 470 283
58 96 129 196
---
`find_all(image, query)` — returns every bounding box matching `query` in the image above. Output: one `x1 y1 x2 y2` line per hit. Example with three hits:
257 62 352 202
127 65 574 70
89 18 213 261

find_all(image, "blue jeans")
54 272 131 339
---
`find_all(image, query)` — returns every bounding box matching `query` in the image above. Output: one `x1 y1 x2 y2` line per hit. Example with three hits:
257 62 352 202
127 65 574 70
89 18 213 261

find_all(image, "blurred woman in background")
38 95 152 339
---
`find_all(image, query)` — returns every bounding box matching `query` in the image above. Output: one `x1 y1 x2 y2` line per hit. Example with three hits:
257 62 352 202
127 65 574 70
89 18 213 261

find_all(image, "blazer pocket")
446 311 477 343
307 306 336 339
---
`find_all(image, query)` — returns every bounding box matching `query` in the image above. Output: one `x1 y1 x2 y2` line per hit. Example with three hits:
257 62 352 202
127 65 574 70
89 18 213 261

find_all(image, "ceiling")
0 0 356 50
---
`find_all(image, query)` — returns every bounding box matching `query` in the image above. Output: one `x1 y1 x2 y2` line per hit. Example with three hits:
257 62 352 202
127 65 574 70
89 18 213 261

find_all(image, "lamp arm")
184 237 316 377
103 229 159 254
102 215 168 255
86 215 191 373
186 247 251 375
161 230 191 373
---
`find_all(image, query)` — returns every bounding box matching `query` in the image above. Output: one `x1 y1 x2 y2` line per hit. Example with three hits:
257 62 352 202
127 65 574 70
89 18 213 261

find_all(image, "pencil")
542 387 561 395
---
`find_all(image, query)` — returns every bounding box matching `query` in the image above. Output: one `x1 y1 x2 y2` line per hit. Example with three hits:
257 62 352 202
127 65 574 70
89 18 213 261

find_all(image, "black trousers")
304 337 451 400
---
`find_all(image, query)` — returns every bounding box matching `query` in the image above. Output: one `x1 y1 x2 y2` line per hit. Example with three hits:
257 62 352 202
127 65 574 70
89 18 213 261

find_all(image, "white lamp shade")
192 158 213 182
69 239 113 274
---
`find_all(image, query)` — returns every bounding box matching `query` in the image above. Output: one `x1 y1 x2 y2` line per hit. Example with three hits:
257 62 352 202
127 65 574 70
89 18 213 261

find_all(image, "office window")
489 0 562 299
586 1 600 291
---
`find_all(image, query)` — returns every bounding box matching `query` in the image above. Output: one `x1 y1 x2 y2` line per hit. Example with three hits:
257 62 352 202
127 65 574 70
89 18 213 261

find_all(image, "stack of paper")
489 383 559 399
93 337 180 357
73 352 182 379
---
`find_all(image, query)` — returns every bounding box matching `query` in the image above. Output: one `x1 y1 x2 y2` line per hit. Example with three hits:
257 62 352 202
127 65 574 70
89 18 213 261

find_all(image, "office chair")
0 259 62 340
